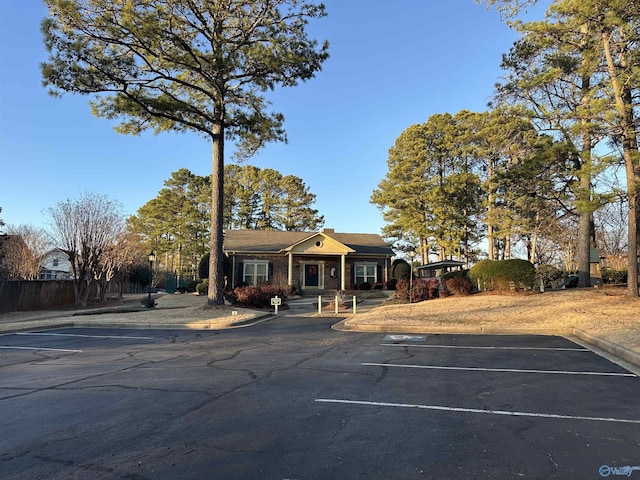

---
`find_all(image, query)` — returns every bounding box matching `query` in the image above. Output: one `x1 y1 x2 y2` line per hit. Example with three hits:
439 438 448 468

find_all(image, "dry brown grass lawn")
348 288 640 353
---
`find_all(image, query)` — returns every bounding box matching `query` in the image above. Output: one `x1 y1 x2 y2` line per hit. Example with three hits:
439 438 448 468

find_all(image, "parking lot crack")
510 420 561 476
179 346 339 418
0 361 152 401
205 346 267 380
205 345 265 367
291 346 336 369
32 454 74 466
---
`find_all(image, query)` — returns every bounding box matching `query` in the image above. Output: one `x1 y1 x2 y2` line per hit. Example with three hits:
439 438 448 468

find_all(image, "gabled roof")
416 260 465 270
224 229 395 256
282 232 355 255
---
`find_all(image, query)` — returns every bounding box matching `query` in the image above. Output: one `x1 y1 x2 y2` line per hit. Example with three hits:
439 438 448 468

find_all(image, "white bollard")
353 295 357 314
318 295 322 315
335 295 339 314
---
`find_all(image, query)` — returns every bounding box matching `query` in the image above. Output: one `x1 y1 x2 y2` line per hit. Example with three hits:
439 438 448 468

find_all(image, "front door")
304 264 320 288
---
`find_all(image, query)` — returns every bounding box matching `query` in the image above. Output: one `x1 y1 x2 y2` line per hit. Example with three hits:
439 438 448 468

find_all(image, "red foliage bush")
225 285 287 308
444 276 473 295
395 278 441 303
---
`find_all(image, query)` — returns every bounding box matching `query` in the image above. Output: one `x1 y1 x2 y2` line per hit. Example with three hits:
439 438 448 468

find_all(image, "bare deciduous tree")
1 225 52 280
48 193 125 307
96 231 143 301
595 200 629 272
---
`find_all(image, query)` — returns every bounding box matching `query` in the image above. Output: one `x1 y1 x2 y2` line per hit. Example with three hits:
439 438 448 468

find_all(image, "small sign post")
271 295 282 314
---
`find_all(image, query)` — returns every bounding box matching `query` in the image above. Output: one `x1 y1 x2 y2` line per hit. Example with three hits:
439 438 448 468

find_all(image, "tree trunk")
577 65 593 289
530 213 539 264
602 31 640 297
419 236 427 265
80 277 92 308
505 233 511 260
487 155 496 261
577 207 591 288
208 113 226 306
576 145 592 288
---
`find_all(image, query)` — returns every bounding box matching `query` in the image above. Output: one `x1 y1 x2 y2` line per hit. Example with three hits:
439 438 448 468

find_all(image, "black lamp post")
147 251 156 308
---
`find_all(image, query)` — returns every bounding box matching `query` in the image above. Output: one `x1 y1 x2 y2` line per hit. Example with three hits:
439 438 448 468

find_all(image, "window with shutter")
243 260 269 286
354 263 377 284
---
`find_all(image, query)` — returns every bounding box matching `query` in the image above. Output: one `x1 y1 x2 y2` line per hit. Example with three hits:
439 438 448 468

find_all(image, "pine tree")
41 0 329 304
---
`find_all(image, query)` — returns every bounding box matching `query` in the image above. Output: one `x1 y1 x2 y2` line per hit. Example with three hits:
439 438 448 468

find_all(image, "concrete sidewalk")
0 293 267 332
0 292 387 333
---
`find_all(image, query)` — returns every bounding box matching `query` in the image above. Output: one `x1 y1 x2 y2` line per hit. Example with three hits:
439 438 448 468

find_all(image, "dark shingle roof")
224 230 394 256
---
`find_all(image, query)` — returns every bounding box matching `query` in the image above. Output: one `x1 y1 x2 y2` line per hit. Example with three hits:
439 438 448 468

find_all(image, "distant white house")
39 248 73 280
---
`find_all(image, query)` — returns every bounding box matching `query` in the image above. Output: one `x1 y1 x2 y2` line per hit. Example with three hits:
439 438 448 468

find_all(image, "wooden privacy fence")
0 280 76 313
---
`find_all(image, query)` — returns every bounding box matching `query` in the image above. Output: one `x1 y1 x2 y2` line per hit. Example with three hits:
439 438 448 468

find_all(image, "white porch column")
385 257 389 282
288 252 294 287
340 254 346 290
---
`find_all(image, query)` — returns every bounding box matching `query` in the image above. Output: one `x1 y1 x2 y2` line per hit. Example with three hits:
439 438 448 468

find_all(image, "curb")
71 313 276 330
332 320 573 336
0 314 276 334
572 328 640 369
0 322 76 334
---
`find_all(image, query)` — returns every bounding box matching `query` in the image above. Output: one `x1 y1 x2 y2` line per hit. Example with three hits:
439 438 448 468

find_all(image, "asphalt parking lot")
1 317 639 479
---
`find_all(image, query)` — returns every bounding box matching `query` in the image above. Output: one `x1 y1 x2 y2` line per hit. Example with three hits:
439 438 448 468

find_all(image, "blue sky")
0 1 545 235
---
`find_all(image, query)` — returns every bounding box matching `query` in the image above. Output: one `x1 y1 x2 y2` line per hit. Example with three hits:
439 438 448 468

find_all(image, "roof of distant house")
224 229 395 256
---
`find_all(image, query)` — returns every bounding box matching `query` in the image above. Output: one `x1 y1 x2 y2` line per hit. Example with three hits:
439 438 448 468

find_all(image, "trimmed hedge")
535 264 563 289
469 259 535 291
391 259 411 281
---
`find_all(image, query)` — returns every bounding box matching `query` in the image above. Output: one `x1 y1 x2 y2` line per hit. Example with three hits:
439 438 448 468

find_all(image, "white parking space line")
0 346 82 353
315 399 640 424
381 344 589 352
16 332 155 340
362 363 637 377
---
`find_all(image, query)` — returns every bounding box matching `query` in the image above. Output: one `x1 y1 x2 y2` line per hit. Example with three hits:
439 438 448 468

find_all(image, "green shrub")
468 260 498 290
442 269 468 280
470 259 535 291
386 278 397 290
535 264 563 289
501 259 535 289
196 279 209 295
359 282 372 290
391 259 411 281
602 268 628 284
